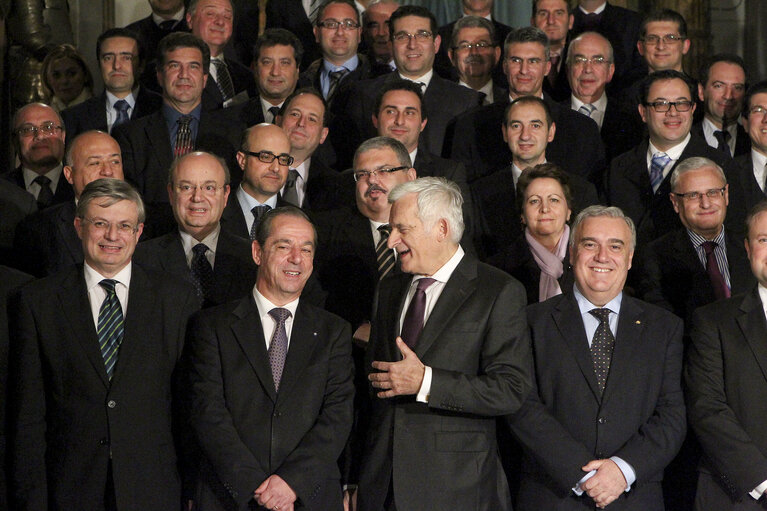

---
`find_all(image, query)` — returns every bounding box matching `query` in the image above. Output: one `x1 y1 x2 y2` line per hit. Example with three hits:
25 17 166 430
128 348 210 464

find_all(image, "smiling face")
391 15 440 80
354 146 416 222
373 89 427 153
187 0 234 56
253 213 315 305
638 20 690 72
279 93 328 162
64 132 124 197
503 41 549 99
75 197 143 278
670 166 728 240
639 78 695 152
746 92 767 156
503 101 555 167
746 210 767 287
699 61 746 127
255 44 299 103
570 215 633 306
567 33 615 104
99 36 140 96
522 177 571 242
158 46 208 112
314 2 361 65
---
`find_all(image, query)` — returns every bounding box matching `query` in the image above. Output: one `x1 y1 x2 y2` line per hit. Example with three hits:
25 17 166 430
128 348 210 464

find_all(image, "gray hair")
168 151 231 186
388 177 464 243
669 156 726 192
188 0 233 18
353 136 412 169
504 26 550 61
569 205 636 251
566 31 614 65
451 16 496 48
76 178 146 224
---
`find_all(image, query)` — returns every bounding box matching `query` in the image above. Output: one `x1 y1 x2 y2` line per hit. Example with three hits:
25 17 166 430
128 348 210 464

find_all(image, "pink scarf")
525 224 570 302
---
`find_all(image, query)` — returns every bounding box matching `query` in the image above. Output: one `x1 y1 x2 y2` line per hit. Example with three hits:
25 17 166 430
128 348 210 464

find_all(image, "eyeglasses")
644 100 694 113
174 183 226 196
15 122 63 138
452 41 494 52
572 56 610 66
317 19 360 30
243 150 294 166
392 30 433 43
80 217 139 234
353 165 408 182
672 187 726 202
749 105 767 116
641 34 685 46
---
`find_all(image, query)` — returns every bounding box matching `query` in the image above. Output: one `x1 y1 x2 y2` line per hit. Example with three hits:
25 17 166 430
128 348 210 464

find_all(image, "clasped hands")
580 459 627 509
369 337 425 398
254 474 296 511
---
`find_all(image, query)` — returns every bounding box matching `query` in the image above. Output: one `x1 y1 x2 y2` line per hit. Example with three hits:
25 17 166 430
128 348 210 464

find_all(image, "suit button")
107 400 116 408
273 411 281 417
99 438 109 446
597 452 605 458
598 416 607 424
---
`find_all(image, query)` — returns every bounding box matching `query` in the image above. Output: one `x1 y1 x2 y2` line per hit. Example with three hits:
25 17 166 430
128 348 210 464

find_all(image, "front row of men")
7 156 767 511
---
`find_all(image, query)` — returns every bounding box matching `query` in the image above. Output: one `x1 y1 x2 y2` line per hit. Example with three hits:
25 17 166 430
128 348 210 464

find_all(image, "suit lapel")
552 294 601 401
144 112 173 170
157 232 188 273
601 296 644 404
737 289 767 383
230 296 278 401
276 301 318 401
57 202 82 262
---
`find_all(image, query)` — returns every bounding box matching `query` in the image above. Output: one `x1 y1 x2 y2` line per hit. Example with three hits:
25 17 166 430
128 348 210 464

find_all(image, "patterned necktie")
191 243 215 306
376 224 395 280
578 103 596 118
98 279 125 380
212 59 235 101
327 68 349 101
547 54 560 87
33 175 54 208
282 169 300 206
268 307 291 391
305 0 321 22
268 105 281 124
702 241 730 300
713 130 732 158
250 204 271 240
112 99 130 132
589 308 614 396
174 115 194 157
649 152 670 193
401 278 436 349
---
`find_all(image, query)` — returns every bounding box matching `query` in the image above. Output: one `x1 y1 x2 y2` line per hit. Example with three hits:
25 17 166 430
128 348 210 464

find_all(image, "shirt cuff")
573 470 597 495
750 479 767 500
610 456 636 492
416 366 432 403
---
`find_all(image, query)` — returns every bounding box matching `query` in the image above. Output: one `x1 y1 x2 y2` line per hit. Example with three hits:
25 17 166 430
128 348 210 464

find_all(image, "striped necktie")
97 279 124 380
174 115 194 157
376 224 395 279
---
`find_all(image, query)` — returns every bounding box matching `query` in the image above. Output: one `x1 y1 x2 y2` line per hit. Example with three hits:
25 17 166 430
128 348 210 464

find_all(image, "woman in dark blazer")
490 163 575 304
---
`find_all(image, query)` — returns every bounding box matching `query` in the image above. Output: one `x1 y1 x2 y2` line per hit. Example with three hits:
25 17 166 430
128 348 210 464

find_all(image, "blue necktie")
650 152 670 192
98 279 124 380
112 99 130 132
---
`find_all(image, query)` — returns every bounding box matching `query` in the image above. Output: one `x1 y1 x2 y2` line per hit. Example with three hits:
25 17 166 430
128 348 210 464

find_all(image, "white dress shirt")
751 149 767 194
702 117 737 155
22 164 63 200
237 185 279 234
84 262 131 329
571 92 608 129
281 158 309 207
253 287 300 350
179 225 220 268
645 134 691 187
105 90 137 133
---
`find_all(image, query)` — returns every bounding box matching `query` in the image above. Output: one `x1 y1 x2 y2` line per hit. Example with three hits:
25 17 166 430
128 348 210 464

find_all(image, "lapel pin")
313 332 318 336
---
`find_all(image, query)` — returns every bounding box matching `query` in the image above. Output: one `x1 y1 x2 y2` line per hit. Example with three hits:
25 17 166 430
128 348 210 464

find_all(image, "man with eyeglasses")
606 70 738 249
729 82 767 218
447 16 503 105
4 103 73 209
133 151 256 308
61 28 162 141
531 0 573 102
8 177 198 511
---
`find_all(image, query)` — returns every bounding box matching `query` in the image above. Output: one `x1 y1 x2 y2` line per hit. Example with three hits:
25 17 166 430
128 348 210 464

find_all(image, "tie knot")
702 240 718 255
589 307 611 323
193 243 208 256
212 58 225 69
378 224 391 238
99 279 118 295
714 130 731 142
268 105 281 120
34 175 51 186
114 99 129 113
268 307 292 324
416 277 436 292
578 103 596 117
286 168 299 186
178 115 193 128
159 19 177 31
252 204 271 219
329 68 349 80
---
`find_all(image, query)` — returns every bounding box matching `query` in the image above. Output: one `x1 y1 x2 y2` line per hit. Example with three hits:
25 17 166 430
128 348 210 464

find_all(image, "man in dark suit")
357 177 532 510
361 0 398 69
693 54 750 159
187 0 256 111
14 131 124 278
186 206 354 511
685 201 767 510
570 1 645 94
134 151 256 307
223 123 292 240
345 5 483 160
8 178 198 510
446 16 505 105
4 103 74 209
265 0 322 70
508 205 686 510
62 28 162 140
113 32 240 237
449 27 606 185
0 180 36 267
531 0 573 102
730 81 767 215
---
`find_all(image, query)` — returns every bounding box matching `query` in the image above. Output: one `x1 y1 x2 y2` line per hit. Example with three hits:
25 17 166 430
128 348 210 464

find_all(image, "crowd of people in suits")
1 0 767 509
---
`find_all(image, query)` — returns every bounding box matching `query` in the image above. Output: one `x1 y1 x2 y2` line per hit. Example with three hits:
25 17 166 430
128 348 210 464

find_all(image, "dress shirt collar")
163 102 202 131
22 164 62 191
460 78 493 104
237 183 279 211
399 69 433 90
686 225 725 248
571 92 607 128
153 8 184 26
252 286 300 319
758 284 767 317
409 147 418 166
648 133 691 162
322 54 360 75
573 284 623 316
179 224 220 266
410 245 464 282
751 149 767 192
462 12 492 22
579 1 607 14
702 117 737 151
106 89 137 109
260 96 284 123
84 261 132 293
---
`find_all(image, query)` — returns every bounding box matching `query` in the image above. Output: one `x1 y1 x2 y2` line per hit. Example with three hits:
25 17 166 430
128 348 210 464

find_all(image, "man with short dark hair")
447 16 504 104
531 0 573 101
729 81 767 216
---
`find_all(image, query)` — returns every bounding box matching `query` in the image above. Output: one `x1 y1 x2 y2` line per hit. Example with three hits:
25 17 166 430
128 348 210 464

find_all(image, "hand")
353 322 371 346
254 475 297 511
581 459 627 509
343 487 357 511
369 337 425 398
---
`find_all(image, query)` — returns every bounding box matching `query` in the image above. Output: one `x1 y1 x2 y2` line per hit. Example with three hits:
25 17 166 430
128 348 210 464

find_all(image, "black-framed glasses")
392 30 433 43
317 19 360 30
15 122 63 138
672 187 726 202
572 56 610 66
80 217 139 234
452 41 494 52
243 150 294 166
644 100 694 113
353 165 408 182
641 34 684 46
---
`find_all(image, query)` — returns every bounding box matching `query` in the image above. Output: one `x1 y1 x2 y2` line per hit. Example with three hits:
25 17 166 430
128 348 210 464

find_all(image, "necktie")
191 243 215 306
376 224 395 280
589 308 614 396
250 204 271 240
112 99 130 132
98 279 124 380
547 54 560 88
713 130 732 158
400 278 436 349
702 241 730 300
33 175 54 208
305 0 321 22
174 115 194 157
578 103 596 118
212 59 235 101
582 11 603 31
282 169 300 206
268 307 291 391
159 19 177 32
268 105 281 124
649 152 670 193
327 68 349 101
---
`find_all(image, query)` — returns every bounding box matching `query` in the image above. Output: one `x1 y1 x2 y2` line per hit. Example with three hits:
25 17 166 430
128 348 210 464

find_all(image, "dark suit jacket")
220 193 289 241
636 227 754 329
186 296 354 510
605 134 739 249
201 57 257 112
508 292 686 510
60 88 163 140
125 15 190 94
133 228 257 307
265 0 321 70
0 180 36 268
298 54 388 108
730 152 767 222
7 264 198 511
691 121 751 159
685 288 767 508
301 157 349 212
357 255 532 511
449 95 607 185
13 200 81 278
542 45 572 103
1 166 74 209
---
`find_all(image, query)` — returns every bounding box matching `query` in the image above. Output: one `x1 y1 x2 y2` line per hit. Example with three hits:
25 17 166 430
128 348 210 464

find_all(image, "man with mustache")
447 16 504 105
